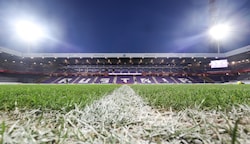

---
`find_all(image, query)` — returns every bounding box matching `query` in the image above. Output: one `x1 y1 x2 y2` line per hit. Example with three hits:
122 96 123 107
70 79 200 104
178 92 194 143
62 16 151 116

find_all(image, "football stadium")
0 0 250 143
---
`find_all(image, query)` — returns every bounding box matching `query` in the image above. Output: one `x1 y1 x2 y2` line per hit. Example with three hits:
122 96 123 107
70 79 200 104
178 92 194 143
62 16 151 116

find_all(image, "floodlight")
14 20 46 42
209 24 231 40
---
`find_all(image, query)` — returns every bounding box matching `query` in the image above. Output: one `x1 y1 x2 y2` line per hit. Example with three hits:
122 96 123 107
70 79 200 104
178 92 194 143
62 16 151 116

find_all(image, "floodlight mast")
208 0 221 54
217 40 220 54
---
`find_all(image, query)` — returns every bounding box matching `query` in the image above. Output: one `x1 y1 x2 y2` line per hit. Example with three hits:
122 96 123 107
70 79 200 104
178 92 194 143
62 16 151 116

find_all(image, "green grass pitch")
0 84 249 111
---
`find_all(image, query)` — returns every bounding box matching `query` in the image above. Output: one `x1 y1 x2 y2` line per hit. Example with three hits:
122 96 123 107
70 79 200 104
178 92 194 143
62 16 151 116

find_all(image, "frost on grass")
0 85 250 144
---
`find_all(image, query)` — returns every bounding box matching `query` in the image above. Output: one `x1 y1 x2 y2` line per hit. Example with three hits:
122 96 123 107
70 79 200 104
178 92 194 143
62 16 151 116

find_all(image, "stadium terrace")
0 46 249 84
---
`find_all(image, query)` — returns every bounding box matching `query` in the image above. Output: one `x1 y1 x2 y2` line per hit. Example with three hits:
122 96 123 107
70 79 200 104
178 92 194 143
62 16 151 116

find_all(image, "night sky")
0 0 250 53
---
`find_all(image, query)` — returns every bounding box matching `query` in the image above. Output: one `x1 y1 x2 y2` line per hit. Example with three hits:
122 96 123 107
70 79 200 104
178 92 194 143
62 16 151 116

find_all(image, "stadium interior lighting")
209 24 231 40
14 20 46 42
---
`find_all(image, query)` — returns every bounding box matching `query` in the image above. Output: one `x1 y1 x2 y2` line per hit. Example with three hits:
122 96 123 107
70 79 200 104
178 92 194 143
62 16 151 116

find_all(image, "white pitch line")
1 85 250 144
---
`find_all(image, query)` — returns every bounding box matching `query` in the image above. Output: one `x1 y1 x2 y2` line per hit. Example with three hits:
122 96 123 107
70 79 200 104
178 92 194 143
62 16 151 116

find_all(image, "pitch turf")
0 84 249 111
0 84 249 143
131 84 250 111
0 84 119 111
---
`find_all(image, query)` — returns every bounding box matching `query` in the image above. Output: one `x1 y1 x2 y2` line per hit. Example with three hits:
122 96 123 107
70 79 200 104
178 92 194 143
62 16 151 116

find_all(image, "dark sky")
0 0 250 53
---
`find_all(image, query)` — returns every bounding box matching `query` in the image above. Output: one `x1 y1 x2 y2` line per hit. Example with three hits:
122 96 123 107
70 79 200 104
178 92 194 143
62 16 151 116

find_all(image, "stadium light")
209 24 231 40
208 23 232 53
14 20 46 43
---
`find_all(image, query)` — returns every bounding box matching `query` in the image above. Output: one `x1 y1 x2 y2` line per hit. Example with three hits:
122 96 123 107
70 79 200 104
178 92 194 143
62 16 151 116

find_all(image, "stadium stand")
0 46 249 84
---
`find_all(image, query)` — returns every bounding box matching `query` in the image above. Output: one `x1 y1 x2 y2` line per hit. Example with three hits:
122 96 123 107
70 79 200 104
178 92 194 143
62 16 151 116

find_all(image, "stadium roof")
0 45 249 58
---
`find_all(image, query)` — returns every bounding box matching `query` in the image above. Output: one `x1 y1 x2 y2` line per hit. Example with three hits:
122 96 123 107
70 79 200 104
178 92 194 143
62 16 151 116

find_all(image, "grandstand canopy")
0 45 249 59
